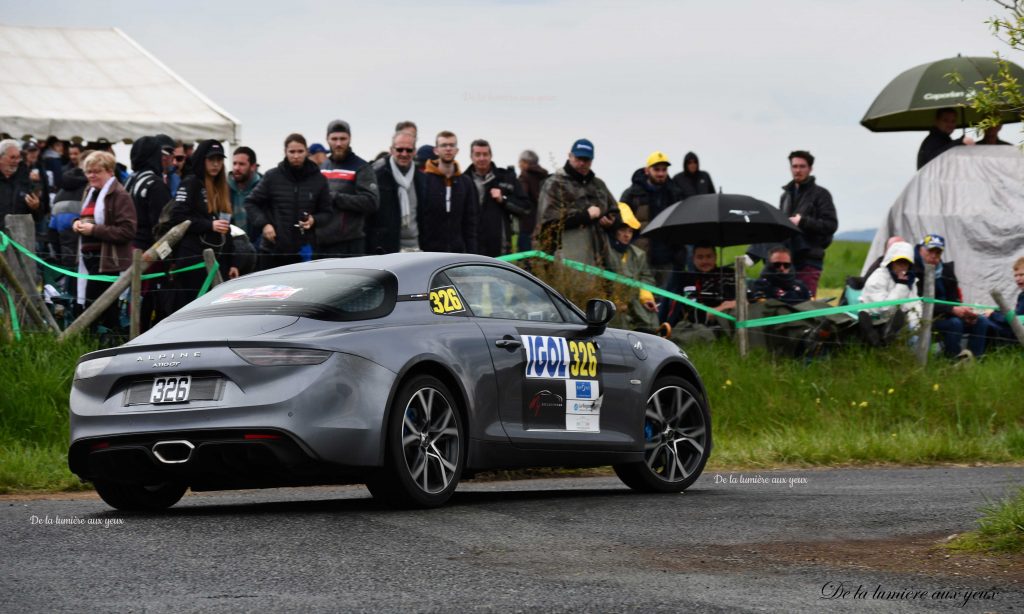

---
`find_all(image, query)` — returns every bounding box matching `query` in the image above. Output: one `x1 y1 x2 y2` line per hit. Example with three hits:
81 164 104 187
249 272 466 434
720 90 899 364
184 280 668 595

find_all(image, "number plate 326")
150 376 192 404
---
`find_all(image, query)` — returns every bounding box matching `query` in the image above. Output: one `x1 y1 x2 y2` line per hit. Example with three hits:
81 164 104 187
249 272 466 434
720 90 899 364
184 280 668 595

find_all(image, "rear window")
167 269 397 322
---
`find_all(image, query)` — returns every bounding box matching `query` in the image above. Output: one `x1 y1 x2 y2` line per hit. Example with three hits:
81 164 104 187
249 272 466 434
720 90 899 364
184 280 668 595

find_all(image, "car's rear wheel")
614 377 710 493
93 479 188 511
367 375 464 508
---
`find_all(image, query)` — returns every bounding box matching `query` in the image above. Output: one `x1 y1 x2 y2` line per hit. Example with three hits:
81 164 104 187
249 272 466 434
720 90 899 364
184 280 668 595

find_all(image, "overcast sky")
4 0 1020 232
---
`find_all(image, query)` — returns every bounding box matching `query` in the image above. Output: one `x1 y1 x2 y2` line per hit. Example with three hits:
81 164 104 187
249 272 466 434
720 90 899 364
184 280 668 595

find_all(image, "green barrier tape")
496 249 1008 329
497 250 737 322
0 231 205 281
925 298 998 311
734 297 924 328
197 265 219 297
0 282 22 340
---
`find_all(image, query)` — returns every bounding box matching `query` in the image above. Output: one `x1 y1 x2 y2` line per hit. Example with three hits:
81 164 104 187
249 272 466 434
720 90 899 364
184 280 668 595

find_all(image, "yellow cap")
616 202 641 230
646 151 671 168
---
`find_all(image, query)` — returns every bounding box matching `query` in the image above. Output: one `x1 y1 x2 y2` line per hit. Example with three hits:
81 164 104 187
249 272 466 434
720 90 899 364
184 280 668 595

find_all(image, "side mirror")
585 299 616 333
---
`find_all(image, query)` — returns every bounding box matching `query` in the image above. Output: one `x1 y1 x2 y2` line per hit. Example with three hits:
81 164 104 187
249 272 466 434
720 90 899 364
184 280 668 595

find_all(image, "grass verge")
946 487 1024 553
688 340 1024 467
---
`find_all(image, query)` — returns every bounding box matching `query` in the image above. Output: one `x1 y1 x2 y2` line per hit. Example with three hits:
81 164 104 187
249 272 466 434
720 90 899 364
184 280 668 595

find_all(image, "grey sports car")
69 253 711 509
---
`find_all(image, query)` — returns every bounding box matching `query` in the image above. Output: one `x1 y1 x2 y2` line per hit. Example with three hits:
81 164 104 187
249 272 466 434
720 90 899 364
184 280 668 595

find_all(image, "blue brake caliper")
644 419 655 441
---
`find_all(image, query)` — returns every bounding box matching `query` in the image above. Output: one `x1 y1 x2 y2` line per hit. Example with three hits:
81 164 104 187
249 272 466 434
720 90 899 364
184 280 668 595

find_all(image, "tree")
961 1 1024 141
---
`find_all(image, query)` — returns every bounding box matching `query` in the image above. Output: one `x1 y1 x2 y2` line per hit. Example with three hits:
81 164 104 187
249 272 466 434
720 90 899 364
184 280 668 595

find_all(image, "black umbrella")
641 193 800 247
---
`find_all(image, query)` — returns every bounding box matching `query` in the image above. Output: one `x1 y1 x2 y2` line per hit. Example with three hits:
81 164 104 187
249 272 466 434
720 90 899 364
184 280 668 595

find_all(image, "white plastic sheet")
864 145 1024 307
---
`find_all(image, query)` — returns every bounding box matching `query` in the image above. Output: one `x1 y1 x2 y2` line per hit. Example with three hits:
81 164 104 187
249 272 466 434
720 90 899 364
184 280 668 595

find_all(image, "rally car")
69 253 711 510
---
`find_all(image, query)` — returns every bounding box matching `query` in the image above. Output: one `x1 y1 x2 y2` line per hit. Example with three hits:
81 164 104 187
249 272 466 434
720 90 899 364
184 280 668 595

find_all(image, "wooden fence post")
3 213 61 332
201 248 223 288
991 290 1024 348
0 250 59 332
915 263 935 366
129 250 142 339
735 256 748 357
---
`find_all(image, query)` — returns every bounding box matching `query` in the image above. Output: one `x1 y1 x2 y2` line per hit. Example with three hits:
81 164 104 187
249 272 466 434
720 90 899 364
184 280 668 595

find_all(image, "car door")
442 264 641 451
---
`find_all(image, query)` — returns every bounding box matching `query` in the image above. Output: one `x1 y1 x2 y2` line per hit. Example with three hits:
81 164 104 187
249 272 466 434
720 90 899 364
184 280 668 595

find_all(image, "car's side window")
445 265 564 323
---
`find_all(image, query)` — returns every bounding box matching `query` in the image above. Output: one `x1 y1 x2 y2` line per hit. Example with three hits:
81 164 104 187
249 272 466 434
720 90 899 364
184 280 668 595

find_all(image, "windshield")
167 269 397 322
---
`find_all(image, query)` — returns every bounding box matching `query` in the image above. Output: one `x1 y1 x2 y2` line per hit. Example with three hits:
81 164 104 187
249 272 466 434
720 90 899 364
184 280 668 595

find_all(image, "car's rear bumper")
68 428 372 489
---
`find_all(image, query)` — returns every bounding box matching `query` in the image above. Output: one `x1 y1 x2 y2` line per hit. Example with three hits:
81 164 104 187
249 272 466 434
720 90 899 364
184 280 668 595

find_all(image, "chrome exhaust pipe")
152 440 195 464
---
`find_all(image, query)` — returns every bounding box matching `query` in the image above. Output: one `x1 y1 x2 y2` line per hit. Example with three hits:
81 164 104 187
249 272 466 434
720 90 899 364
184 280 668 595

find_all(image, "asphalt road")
2 466 1022 613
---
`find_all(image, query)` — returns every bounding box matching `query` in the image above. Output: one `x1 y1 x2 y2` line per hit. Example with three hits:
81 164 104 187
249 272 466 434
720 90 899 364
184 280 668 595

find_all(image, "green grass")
0 333 100 493
947 487 1024 553
688 340 1024 467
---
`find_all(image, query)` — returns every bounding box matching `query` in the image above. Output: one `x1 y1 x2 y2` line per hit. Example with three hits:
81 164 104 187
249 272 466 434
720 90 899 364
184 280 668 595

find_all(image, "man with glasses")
369 131 425 254
536 138 617 266
779 150 837 297
748 246 811 304
319 119 380 257
419 131 478 253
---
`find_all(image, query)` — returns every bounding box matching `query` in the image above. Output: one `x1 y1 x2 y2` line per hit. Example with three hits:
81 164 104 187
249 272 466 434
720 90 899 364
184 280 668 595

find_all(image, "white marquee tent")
863 145 1024 307
0 24 239 143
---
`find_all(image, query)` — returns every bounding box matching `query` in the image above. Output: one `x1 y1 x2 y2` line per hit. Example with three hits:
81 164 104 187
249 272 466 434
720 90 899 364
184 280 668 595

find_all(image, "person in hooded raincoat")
672 151 716 200
859 240 922 331
600 203 659 332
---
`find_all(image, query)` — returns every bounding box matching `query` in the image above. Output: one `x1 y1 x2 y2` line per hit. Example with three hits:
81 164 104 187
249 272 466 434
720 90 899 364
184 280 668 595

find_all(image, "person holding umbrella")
917 108 975 169
778 150 837 297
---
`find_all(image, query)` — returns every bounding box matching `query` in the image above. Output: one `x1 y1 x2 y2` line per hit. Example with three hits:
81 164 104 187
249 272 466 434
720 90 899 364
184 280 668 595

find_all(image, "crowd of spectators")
0 118 1020 358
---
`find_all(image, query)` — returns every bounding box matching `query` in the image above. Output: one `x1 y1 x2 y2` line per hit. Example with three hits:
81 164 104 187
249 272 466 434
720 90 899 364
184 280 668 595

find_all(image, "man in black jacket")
319 119 379 257
619 151 685 282
672 151 715 200
467 139 531 257
516 150 548 253
917 108 975 170
779 150 837 297
0 138 43 233
368 131 425 254
419 131 478 253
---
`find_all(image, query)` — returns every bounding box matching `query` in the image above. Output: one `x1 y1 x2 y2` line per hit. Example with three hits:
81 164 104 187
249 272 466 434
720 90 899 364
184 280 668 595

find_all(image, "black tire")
367 375 464 508
93 479 188 511
614 376 711 493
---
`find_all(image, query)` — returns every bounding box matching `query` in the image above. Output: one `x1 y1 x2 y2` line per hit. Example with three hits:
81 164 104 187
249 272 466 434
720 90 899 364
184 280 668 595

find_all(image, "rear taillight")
231 347 331 366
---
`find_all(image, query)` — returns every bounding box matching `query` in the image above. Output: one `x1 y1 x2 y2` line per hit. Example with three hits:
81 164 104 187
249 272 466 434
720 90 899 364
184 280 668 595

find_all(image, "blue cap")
308 143 328 155
570 138 595 159
921 234 945 250
415 144 436 163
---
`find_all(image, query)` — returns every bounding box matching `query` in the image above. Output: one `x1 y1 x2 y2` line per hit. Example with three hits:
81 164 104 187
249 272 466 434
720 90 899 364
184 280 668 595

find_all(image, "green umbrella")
861 55 1024 132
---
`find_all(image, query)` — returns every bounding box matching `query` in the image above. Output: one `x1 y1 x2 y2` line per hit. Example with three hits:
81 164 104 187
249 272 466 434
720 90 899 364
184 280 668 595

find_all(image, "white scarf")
388 156 415 227
76 176 116 305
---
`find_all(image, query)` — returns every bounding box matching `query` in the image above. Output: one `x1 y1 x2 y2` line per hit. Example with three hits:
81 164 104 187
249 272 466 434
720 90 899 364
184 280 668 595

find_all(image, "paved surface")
2 466 1022 613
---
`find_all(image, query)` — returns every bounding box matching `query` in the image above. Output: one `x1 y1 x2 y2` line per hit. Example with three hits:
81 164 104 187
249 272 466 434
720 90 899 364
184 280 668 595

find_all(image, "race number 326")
429 286 465 314
568 340 597 377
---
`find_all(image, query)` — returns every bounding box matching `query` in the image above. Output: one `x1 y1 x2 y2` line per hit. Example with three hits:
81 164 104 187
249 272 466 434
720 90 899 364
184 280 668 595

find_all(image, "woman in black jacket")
244 133 331 270
164 140 237 314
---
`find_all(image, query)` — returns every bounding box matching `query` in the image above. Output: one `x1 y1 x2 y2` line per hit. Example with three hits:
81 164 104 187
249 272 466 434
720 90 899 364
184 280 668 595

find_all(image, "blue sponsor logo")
575 381 592 398
523 335 569 379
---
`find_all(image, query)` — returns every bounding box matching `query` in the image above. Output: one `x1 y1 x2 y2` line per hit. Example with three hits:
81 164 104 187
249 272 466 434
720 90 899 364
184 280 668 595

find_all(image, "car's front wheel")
614 376 711 493
93 479 188 511
367 375 464 508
